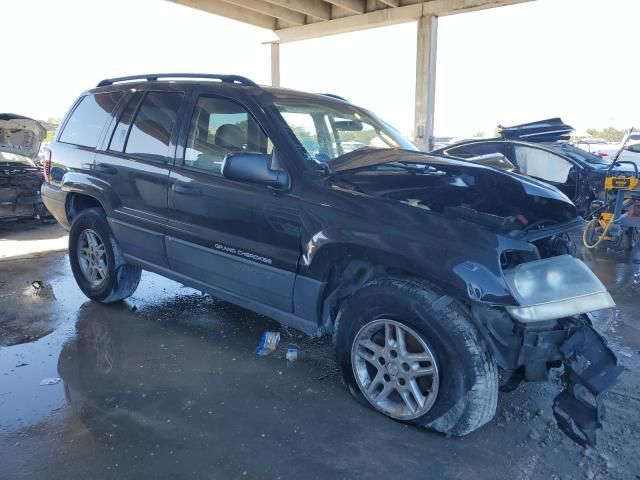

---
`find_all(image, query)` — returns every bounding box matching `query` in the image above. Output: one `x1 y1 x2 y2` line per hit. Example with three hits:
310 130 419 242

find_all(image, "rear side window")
124 92 183 161
59 92 123 148
109 94 142 153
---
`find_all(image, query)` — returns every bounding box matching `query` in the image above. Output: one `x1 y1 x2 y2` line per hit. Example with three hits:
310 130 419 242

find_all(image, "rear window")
59 92 123 148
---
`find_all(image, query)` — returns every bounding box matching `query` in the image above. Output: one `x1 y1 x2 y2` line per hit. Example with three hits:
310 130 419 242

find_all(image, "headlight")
503 255 615 322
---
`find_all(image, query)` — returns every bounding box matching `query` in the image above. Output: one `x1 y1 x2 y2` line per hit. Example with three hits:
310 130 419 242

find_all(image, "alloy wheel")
351 318 439 420
77 229 108 288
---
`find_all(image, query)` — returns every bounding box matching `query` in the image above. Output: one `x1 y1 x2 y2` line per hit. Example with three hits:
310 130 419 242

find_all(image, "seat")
188 112 226 172
215 124 246 152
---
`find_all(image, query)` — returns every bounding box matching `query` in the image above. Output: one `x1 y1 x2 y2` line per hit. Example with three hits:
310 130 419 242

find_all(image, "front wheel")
334 278 498 436
69 208 141 303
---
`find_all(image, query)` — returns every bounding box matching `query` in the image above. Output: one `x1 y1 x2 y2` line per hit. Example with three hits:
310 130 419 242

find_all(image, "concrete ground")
0 223 639 480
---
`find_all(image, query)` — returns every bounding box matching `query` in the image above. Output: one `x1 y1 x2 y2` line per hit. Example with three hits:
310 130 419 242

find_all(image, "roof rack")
96 73 258 88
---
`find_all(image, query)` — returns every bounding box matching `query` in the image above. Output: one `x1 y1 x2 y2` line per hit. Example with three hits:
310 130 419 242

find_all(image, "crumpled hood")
328 148 573 203
328 148 579 233
0 114 47 159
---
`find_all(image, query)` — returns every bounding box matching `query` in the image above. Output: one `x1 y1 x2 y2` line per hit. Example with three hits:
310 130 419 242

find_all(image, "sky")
1 0 638 138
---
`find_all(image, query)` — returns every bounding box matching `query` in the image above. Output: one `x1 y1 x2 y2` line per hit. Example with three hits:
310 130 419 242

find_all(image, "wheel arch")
307 242 440 334
65 192 106 224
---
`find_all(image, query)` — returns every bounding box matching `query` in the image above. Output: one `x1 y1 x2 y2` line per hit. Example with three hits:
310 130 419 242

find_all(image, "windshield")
274 100 417 166
552 143 611 166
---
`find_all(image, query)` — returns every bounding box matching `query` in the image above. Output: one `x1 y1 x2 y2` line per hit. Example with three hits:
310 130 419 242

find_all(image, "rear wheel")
69 208 141 303
334 278 498 436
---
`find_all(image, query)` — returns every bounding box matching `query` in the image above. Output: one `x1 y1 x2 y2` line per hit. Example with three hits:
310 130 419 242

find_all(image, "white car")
575 137 609 152
593 131 640 165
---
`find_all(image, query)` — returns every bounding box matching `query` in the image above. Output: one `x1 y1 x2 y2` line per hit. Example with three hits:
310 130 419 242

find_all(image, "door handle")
95 163 117 175
172 183 201 196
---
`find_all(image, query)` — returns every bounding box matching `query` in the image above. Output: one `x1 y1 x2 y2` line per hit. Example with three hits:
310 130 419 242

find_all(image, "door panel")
94 91 185 267
167 169 300 311
167 92 300 311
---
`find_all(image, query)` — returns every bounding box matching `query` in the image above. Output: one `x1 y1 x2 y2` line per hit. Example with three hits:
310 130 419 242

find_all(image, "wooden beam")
414 15 438 151
275 2 423 42
168 0 276 29
263 0 332 20
274 0 532 42
220 0 306 25
378 0 399 6
423 0 532 16
324 0 365 15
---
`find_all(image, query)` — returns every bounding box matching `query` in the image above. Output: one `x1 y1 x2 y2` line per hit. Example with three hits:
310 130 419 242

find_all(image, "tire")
69 208 141 303
334 277 498 436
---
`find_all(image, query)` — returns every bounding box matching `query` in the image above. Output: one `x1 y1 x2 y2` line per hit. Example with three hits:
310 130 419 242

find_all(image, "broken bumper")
472 308 622 446
552 323 623 446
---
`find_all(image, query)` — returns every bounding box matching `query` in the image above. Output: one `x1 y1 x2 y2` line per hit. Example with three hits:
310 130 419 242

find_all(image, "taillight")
597 152 609 158
43 148 52 182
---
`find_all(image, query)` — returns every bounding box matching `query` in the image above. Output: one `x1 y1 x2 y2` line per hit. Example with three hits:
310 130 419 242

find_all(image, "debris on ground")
286 348 299 362
254 332 280 356
39 377 61 386
618 347 633 358
31 280 56 299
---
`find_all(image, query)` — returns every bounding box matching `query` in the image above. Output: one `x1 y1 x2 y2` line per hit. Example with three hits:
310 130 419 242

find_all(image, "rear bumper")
41 182 70 229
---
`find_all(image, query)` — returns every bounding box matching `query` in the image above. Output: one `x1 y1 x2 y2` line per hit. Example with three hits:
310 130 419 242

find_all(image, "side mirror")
221 152 290 190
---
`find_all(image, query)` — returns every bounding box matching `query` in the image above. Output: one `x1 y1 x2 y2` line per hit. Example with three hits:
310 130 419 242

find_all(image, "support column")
413 15 438 152
270 43 281 88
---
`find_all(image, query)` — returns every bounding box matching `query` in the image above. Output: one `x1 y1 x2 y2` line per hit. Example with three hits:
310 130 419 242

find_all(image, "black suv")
42 74 621 446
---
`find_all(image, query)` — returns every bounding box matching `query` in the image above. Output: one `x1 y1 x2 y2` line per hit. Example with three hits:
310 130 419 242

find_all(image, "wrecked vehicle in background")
432 118 623 216
42 74 621 446
0 114 51 221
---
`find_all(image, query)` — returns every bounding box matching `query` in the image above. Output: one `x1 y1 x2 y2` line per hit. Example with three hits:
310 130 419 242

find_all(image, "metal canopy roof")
167 0 534 150
168 0 532 43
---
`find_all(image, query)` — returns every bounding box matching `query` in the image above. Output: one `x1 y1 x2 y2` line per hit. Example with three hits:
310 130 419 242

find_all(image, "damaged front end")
0 114 49 221
472 307 622 447
327 148 622 445
497 254 621 446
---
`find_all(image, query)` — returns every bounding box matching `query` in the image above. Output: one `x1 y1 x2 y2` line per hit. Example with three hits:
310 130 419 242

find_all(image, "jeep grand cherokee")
41 73 621 446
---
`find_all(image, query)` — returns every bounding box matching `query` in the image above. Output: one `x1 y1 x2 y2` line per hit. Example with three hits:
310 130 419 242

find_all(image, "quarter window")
124 92 183 161
59 92 123 148
185 96 271 175
109 94 142 153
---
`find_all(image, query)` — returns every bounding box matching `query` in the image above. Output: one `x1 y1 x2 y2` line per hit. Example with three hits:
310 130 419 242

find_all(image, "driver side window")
514 146 573 183
185 96 272 175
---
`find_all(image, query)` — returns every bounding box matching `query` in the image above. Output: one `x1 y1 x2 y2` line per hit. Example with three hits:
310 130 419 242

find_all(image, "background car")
574 137 610 152
431 118 622 215
0 114 51 221
593 129 640 164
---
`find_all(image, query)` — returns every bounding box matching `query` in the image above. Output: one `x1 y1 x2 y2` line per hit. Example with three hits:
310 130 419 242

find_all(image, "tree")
585 127 626 143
